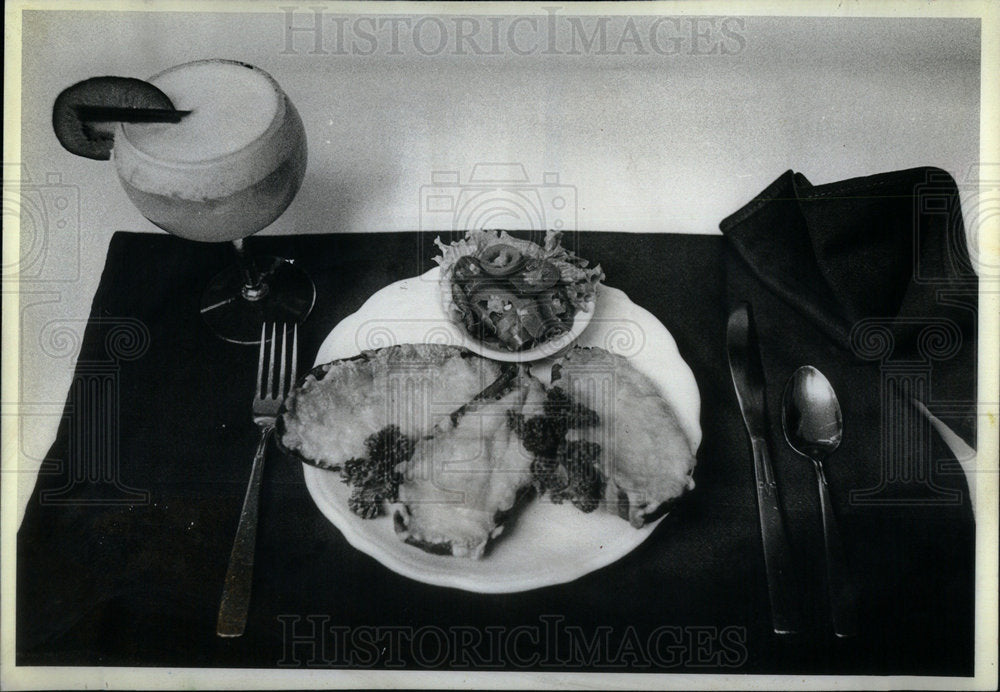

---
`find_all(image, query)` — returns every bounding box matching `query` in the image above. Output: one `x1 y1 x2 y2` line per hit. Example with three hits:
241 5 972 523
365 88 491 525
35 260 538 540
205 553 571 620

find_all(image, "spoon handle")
814 461 859 638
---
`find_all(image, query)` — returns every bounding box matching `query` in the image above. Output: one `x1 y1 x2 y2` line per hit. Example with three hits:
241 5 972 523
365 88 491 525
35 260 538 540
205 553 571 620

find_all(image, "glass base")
200 256 315 344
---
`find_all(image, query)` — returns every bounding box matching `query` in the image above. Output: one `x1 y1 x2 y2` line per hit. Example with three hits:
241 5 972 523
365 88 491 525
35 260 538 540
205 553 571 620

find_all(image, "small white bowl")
439 274 596 363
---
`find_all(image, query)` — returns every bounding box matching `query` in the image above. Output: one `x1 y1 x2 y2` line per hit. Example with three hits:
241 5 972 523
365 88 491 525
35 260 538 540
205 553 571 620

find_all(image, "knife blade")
727 302 803 635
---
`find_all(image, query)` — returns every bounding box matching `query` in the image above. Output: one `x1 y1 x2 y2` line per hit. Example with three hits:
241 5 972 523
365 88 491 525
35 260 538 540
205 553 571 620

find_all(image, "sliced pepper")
512 259 560 293
478 244 524 276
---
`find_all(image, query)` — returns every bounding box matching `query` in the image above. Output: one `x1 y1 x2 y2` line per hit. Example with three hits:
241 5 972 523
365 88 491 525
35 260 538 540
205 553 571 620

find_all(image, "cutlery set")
727 303 858 638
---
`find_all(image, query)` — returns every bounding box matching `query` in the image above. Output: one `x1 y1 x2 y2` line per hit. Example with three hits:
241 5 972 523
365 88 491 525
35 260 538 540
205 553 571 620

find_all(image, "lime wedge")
52 76 175 160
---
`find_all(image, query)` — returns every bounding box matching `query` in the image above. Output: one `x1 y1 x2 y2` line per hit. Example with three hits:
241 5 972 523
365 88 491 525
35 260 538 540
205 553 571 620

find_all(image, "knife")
727 302 803 634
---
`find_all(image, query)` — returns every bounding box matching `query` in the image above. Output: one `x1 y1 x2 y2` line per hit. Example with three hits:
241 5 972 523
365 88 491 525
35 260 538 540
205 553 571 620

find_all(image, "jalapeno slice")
478 244 524 276
512 259 560 293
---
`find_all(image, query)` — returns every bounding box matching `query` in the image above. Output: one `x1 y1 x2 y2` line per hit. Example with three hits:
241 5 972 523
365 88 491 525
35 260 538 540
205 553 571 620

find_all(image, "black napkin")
723 167 978 443
721 167 976 663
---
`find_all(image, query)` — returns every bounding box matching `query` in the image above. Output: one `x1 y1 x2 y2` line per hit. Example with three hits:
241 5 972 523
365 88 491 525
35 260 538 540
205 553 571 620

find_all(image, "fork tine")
278 324 288 398
289 324 298 392
256 322 266 398
266 322 277 398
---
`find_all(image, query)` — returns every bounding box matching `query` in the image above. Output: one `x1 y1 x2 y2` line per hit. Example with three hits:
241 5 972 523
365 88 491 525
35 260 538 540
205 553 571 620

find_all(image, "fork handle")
217 425 273 637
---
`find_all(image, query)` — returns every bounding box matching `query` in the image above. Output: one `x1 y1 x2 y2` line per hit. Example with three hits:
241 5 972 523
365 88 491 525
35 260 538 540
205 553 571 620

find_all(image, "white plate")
302 268 701 593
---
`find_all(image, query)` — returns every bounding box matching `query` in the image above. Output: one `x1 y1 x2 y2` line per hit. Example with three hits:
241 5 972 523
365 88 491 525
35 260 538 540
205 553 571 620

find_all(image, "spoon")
782 366 858 638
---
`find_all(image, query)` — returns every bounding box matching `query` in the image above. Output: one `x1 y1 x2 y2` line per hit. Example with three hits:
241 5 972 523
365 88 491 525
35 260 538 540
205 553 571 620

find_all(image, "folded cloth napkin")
720 167 976 659
722 167 977 445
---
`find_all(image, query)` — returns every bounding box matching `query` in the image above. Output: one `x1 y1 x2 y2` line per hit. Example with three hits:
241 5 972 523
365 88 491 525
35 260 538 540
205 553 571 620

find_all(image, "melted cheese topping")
396 379 542 557
557 348 696 525
281 345 501 468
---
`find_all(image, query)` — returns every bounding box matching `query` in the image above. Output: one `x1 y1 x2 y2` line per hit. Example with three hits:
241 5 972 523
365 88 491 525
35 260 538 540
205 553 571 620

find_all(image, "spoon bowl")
781 365 858 638
782 365 843 459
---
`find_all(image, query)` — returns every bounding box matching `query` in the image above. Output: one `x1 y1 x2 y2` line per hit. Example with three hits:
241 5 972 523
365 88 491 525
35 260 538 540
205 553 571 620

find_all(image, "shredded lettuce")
434 229 603 312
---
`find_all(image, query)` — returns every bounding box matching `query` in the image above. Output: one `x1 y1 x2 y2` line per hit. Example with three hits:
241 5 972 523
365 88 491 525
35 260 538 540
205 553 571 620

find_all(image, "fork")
217 322 298 638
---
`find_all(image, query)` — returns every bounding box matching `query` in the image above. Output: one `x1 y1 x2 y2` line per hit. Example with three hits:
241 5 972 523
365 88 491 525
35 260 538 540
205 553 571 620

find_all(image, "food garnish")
434 230 603 352
53 77 176 160
340 426 415 519
507 388 605 513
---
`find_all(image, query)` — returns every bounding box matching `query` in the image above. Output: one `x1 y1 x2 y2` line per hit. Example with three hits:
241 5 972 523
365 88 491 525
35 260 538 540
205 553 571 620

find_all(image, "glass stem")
231 238 268 301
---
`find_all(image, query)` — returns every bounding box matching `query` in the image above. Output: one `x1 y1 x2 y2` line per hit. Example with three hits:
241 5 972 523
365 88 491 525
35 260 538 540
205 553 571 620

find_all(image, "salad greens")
434 230 603 352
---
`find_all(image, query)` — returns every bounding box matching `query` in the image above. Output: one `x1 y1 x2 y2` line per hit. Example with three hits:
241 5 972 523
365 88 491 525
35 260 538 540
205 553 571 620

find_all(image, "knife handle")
750 436 803 635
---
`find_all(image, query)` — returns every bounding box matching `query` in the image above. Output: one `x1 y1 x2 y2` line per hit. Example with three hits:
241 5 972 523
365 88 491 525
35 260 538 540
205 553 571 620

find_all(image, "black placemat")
17 231 973 674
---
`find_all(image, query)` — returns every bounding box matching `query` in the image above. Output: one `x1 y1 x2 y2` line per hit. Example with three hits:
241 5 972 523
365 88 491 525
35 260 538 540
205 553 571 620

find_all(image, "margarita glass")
113 59 314 343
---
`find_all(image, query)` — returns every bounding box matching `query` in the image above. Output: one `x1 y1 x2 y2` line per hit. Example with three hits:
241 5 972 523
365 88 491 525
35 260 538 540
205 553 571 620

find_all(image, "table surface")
15 230 975 674
12 8 983 529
